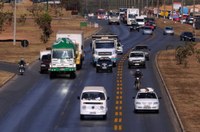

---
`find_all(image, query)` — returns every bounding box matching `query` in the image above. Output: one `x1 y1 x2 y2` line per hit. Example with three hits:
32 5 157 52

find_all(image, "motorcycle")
135 77 141 90
19 64 25 75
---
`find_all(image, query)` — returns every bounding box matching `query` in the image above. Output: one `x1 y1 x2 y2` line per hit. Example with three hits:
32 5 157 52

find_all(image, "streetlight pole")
13 0 16 45
193 0 196 35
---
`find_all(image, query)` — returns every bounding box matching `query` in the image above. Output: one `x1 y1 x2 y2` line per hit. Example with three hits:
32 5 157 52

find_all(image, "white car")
143 26 153 35
128 51 146 68
78 86 109 120
163 26 174 35
134 87 160 113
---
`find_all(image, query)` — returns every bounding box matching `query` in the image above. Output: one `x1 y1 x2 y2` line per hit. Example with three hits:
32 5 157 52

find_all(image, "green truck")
49 38 77 79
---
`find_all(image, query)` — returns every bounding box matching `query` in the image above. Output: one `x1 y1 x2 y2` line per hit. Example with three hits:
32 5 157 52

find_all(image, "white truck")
127 8 139 25
56 30 84 70
136 15 147 27
91 34 123 66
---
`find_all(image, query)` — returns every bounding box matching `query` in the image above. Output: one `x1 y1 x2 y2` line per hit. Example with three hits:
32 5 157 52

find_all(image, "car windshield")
42 54 51 61
96 41 115 48
166 27 173 30
130 52 144 57
135 46 148 50
82 92 105 100
144 27 151 30
184 32 193 36
98 59 111 64
137 93 157 99
109 12 119 17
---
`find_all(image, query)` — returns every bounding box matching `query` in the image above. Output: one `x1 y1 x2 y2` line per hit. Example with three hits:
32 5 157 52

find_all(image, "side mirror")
132 97 135 99
158 97 162 99
77 96 80 100
107 97 110 100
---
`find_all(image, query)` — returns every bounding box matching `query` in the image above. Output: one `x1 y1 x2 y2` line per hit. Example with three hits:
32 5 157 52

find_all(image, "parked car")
180 31 195 41
96 57 113 73
163 26 174 35
143 26 153 35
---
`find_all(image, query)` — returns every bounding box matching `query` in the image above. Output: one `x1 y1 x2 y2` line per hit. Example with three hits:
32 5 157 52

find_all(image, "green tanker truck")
49 38 77 79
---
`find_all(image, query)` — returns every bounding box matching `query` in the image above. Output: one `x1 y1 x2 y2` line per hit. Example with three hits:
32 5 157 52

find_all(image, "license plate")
144 105 150 109
102 67 107 69
90 112 96 115
135 63 139 66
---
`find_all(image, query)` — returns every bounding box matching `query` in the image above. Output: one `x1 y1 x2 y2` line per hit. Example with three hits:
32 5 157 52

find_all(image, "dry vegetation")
156 19 200 131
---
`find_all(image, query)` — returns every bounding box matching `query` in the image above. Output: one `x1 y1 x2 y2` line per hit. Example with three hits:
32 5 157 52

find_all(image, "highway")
0 18 183 132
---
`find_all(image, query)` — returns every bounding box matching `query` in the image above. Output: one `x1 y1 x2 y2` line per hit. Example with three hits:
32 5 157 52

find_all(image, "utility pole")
193 0 196 35
13 0 16 45
164 0 166 19
156 0 159 18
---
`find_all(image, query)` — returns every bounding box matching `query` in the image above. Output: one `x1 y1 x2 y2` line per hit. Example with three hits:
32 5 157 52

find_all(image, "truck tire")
70 72 76 79
49 73 54 79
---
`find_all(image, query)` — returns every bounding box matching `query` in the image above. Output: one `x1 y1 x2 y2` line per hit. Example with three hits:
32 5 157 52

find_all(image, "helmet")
136 69 140 72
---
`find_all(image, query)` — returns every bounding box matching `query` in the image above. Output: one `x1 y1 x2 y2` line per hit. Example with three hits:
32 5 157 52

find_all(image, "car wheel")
134 109 138 113
80 115 84 120
110 68 113 73
102 114 107 120
96 69 99 73
180 37 182 41
128 65 131 69
49 73 54 79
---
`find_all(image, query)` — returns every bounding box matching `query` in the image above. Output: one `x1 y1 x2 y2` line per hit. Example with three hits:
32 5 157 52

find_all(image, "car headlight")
96 64 100 66
135 102 141 105
153 102 159 105
82 105 86 109
41 64 46 67
100 106 104 110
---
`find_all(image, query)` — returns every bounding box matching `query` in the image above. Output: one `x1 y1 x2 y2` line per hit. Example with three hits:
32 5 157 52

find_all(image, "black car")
96 58 113 73
132 45 151 60
130 22 141 32
180 32 195 42
40 54 51 74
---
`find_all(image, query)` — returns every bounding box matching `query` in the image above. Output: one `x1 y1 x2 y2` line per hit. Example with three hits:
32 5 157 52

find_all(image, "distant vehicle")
136 15 146 27
144 22 155 30
40 54 51 74
127 51 146 68
142 26 153 35
134 87 160 113
130 22 141 32
108 11 120 25
186 17 194 25
132 45 151 60
180 31 195 41
96 9 107 20
163 26 174 35
78 86 109 120
127 8 139 25
96 57 113 73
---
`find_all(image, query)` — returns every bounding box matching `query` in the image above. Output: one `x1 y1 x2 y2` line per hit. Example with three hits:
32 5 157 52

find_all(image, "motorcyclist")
18 58 26 66
134 69 143 89
134 69 143 79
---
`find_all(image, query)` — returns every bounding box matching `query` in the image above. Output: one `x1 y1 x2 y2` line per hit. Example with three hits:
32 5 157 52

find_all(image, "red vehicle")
144 22 155 30
96 9 107 20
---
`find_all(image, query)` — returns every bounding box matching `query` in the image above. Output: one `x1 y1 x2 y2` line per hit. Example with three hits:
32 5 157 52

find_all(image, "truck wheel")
49 73 54 79
70 72 76 79
80 115 84 120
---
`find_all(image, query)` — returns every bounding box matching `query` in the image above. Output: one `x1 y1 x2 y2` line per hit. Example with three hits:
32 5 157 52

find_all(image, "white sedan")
142 26 153 35
134 87 160 113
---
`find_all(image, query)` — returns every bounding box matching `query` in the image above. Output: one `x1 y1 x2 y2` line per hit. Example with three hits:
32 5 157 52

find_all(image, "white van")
78 86 109 120
136 15 147 27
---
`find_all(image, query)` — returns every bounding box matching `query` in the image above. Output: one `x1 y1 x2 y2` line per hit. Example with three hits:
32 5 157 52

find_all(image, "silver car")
142 26 153 35
163 26 174 35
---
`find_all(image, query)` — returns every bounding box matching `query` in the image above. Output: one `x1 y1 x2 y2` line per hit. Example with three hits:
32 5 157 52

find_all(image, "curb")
155 52 185 132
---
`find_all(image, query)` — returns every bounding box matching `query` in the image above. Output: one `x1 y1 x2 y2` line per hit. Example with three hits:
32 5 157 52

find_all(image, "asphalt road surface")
0 17 189 132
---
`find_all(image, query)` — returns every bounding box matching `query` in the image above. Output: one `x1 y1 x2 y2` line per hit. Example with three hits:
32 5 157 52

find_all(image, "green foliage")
35 13 53 43
175 42 196 67
195 49 200 63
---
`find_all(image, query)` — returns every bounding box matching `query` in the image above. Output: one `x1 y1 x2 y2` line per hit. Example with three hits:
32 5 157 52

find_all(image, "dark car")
132 45 151 60
130 22 141 32
180 32 195 42
40 54 51 74
96 58 113 73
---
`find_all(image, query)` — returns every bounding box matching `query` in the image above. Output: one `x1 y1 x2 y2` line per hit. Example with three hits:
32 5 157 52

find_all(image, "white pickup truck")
127 51 146 68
